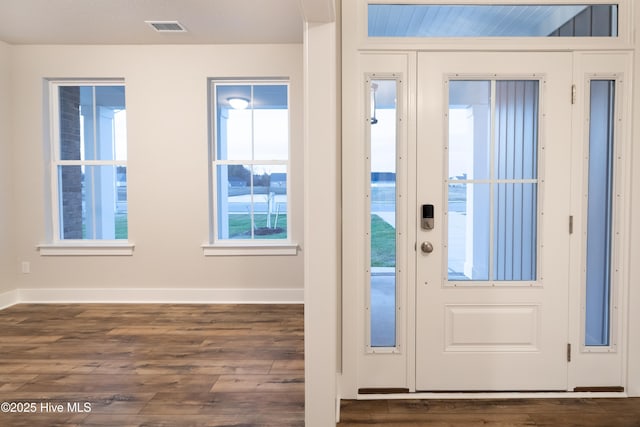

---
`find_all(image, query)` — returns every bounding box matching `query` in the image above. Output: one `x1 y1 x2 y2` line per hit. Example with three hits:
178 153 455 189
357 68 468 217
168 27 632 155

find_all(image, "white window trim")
202 242 299 256
207 79 296 255
38 242 134 256
43 79 132 256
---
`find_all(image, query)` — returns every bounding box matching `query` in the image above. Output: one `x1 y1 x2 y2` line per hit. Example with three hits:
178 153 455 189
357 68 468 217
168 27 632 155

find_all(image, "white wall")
626 2 640 397
304 20 340 426
9 44 303 299
0 41 15 293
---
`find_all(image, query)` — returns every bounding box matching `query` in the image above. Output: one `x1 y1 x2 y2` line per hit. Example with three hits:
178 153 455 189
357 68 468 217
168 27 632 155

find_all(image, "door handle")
421 241 434 254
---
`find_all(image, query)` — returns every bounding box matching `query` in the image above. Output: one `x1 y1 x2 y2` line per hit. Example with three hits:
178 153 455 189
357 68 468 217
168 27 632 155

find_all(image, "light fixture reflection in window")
227 97 249 110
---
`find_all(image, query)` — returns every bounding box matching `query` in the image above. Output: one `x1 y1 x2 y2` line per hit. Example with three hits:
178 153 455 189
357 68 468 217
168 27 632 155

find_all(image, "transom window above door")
368 4 618 37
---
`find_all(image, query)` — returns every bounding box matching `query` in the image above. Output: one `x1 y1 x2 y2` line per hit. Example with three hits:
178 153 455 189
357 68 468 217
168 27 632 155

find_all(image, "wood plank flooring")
0 304 304 426
3 304 640 426
339 397 640 426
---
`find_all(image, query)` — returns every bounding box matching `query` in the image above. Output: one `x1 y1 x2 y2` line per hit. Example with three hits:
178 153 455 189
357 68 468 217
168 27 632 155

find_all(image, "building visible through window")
51 82 127 240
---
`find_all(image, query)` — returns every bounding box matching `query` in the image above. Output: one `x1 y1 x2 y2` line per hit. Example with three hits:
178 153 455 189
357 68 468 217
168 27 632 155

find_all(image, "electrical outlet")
21 261 30 274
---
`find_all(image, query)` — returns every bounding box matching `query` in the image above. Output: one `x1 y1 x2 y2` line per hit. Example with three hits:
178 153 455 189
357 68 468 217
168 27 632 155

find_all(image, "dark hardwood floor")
0 303 304 426
339 397 640 426
2 303 640 426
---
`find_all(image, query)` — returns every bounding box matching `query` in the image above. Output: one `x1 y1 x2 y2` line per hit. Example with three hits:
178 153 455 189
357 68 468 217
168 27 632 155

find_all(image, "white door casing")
568 52 632 390
343 50 630 395
339 0 637 402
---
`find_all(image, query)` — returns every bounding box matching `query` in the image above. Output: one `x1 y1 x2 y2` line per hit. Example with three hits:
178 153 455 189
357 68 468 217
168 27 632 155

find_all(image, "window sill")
202 242 299 256
38 242 135 256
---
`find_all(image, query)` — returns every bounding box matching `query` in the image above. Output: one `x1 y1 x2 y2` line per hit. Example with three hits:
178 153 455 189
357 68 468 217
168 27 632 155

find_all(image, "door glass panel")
448 81 491 181
495 81 539 180
448 183 490 281
448 80 539 282
494 183 538 281
585 80 615 347
368 4 618 38
369 79 397 347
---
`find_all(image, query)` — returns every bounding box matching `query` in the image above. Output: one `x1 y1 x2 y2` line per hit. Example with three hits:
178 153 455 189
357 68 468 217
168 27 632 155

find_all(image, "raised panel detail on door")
444 305 540 352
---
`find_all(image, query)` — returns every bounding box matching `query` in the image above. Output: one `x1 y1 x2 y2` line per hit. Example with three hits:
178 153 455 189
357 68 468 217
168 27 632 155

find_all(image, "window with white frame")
210 81 290 243
447 79 540 282
49 81 127 241
368 4 619 37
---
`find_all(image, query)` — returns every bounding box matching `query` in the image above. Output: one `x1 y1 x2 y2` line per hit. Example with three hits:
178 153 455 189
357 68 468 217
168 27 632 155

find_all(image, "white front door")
415 52 573 391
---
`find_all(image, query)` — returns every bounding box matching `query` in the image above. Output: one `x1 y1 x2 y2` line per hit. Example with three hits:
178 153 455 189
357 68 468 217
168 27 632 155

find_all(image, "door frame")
340 0 635 399
567 52 634 390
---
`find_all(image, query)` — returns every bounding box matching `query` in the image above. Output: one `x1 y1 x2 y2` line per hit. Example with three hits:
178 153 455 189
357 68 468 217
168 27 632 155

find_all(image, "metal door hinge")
571 84 576 105
567 343 572 362
569 215 574 234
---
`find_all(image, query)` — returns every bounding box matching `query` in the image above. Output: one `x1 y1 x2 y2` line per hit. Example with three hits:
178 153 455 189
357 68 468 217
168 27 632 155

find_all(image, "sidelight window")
585 79 616 347
368 78 399 348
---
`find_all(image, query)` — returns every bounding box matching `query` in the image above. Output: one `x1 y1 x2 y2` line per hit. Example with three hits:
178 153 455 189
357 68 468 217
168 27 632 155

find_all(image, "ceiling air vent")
145 21 187 32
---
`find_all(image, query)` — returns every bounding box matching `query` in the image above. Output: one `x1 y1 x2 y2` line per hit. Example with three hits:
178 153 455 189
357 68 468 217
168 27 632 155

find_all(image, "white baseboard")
1 288 303 305
336 372 343 424
0 289 19 309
